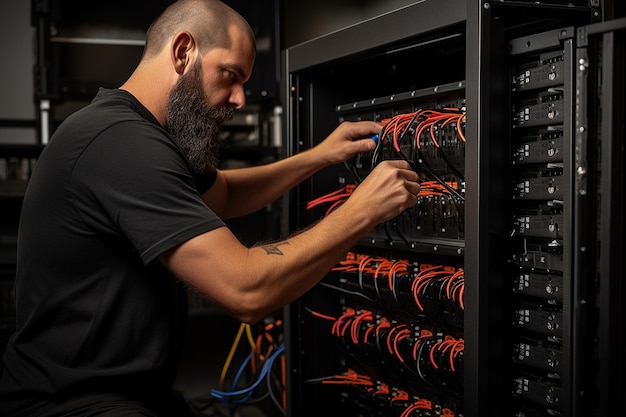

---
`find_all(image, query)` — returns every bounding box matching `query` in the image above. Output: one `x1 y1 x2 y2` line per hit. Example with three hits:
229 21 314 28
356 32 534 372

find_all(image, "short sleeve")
71 120 225 264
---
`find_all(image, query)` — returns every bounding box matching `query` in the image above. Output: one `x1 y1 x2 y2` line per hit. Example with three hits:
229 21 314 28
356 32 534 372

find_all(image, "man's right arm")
159 160 420 324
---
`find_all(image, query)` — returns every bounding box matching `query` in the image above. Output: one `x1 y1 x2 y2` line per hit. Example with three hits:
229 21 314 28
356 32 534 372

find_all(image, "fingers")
338 120 383 140
335 158 422 229
393 162 420 201
380 161 421 204
317 121 382 165
363 159 419 199
406 177 421 196
376 159 414 173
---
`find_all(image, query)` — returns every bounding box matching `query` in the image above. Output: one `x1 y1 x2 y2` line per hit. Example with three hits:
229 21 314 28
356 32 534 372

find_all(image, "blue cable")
211 344 285 403
230 352 253 391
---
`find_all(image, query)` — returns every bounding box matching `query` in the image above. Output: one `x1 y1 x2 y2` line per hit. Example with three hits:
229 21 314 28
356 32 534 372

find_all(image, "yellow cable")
219 322 246 390
245 323 258 375
244 324 256 351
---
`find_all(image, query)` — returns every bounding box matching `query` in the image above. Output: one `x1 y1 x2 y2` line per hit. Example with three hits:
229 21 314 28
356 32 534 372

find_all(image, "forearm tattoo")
260 241 290 255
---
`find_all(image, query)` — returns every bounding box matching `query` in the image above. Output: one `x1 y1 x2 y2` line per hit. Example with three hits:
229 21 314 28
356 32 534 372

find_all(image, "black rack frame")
281 1 618 416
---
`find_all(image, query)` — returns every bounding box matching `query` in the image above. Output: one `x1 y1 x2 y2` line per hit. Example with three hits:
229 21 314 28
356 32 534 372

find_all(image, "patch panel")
335 86 466 249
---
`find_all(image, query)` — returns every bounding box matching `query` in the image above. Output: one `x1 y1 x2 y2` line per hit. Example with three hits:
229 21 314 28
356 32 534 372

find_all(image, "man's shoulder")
54 89 164 146
85 88 157 125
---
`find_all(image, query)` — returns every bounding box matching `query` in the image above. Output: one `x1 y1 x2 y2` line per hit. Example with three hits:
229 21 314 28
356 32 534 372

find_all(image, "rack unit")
281 1 621 416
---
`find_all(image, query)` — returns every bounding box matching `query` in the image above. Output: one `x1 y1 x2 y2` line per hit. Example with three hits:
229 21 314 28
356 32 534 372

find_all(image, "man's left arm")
203 120 381 219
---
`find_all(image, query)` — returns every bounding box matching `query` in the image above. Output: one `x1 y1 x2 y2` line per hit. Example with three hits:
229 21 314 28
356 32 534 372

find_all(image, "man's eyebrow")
223 64 249 82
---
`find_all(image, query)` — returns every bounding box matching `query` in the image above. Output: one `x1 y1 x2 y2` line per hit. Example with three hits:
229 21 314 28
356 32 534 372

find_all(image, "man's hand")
339 159 421 229
312 121 383 166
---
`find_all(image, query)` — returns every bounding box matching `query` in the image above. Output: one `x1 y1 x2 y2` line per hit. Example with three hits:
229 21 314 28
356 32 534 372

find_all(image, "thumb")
349 137 377 154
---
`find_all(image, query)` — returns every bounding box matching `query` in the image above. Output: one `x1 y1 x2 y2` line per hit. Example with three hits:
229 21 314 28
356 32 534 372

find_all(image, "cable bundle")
417 180 460 197
313 111 467 244
205 320 286 413
412 265 465 318
409 329 464 396
371 108 466 201
305 184 355 215
306 368 458 417
332 252 414 292
330 252 464 326
311 306 464 396
210 345 285 404
374 108 466 164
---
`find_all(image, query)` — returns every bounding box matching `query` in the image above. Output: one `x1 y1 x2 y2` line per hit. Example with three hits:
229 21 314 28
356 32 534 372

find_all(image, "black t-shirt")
0 89 225 416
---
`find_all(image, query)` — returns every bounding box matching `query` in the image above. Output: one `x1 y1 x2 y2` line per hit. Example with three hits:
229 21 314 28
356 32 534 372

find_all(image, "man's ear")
171 31 195 75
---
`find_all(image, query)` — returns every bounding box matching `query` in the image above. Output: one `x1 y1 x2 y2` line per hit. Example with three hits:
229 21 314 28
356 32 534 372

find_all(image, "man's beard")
166 60 234 176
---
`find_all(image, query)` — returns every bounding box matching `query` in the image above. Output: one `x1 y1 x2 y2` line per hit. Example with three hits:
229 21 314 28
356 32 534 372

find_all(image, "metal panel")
285 0 467 72
577 17 626 417
464 2 510 415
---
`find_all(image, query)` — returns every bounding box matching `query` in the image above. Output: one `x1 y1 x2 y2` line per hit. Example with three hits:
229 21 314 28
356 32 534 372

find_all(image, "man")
0 0 420 415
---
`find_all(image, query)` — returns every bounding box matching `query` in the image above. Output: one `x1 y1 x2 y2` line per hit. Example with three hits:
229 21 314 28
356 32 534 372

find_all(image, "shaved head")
143 0 255 59
125 0 256 175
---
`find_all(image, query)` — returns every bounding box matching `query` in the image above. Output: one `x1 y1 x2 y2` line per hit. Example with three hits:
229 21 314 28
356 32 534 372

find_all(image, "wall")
0 0 37 144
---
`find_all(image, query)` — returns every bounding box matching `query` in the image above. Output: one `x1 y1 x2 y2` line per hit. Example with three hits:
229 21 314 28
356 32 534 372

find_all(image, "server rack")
283 2 467 414
282 1 620 416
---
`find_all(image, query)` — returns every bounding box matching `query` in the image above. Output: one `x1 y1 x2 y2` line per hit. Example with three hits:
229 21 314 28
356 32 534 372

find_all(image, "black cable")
317 281 377 305
383 221 396 244
416 157 464 201
344 158 364 184
413 336 437 389
394 111 421 169
370 125 386 170
392 218 412 246
430 116 466 180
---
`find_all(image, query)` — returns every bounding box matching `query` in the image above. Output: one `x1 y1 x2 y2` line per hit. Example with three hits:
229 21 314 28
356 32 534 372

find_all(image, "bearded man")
0 0 420 415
